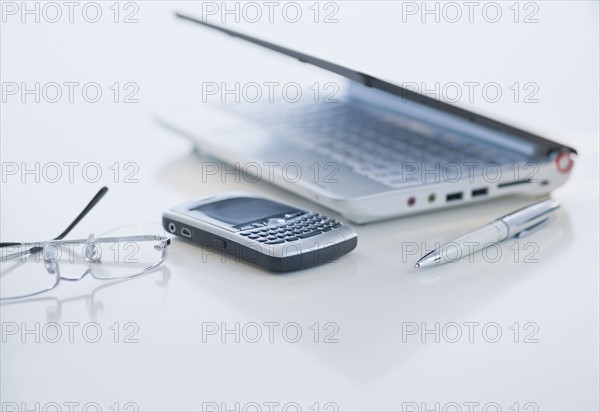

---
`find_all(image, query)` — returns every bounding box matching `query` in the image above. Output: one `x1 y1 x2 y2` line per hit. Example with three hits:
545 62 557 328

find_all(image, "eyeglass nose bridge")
60 234 98 281
42 257 91 282
60 269 91 282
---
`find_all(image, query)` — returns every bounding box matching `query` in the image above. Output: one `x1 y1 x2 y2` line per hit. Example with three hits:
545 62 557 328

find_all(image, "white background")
1 1 599 411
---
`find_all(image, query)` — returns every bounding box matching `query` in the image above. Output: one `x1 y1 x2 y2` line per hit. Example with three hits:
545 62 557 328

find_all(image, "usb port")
181 227 192 238
446 192 463 202
471 188 488 197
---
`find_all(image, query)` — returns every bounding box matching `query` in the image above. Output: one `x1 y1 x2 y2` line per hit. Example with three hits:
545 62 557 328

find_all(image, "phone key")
267 236 277 240
285 236 299 241
257 238 268 242
265 239 285 245
322 228 332 232
299 230 322 239
240 232 251 236
248 235 260 239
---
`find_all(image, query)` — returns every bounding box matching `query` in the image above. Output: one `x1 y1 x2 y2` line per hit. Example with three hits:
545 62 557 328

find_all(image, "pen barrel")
439 221 508 264
501 198 560 238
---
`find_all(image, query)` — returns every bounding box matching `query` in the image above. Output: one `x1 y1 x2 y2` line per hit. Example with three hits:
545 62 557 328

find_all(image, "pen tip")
414 263 420 269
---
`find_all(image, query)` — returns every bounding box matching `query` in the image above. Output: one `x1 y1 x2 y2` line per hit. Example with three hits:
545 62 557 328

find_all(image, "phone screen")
191 197 300 226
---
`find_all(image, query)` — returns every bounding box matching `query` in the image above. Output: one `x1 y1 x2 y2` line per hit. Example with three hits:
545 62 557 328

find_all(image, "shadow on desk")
160 156 573 385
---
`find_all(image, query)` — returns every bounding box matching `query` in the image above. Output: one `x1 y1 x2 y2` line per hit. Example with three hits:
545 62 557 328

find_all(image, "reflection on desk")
0 267 172 323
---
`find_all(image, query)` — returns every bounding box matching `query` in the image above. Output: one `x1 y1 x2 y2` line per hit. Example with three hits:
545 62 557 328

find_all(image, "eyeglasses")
0 187 170 300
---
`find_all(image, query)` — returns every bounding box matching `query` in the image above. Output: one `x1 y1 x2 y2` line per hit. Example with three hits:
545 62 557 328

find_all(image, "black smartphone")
163 192 357 271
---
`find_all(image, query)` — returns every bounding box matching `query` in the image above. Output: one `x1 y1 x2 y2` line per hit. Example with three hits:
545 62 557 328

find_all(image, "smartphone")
162 192 357 271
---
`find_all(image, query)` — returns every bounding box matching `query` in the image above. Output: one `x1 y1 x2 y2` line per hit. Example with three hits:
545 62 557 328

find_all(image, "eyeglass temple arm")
2 235 170 262
0 187 109 249
14 235 169 247
54 186 109 240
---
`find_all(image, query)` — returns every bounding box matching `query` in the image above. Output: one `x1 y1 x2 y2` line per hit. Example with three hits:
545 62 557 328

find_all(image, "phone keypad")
238 213 341 244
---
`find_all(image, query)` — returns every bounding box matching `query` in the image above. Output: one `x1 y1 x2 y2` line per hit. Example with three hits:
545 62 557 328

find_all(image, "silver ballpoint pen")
414 198 560 268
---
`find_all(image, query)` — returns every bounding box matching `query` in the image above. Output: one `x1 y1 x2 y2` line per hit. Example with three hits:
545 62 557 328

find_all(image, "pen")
414 198 560 268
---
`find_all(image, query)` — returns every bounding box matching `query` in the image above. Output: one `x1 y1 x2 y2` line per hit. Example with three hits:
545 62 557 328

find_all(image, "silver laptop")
160 14 577 224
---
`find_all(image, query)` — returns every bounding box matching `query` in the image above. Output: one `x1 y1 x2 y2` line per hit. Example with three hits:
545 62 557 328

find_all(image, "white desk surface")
1 2 599 411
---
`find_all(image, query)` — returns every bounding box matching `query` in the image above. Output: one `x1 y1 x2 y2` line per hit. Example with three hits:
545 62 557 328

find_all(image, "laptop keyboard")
232 102 529 188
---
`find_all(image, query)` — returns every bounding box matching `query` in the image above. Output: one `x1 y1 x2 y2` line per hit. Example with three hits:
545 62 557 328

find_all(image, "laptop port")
181 227 192 238
498 179 532 188
446 192 463 202
471 188 488 197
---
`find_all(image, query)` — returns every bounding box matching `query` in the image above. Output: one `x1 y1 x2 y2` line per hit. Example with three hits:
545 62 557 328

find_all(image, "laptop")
160 13 577 224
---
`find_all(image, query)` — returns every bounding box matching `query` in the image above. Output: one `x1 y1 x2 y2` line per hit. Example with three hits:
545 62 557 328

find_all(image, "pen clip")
515 214 555 238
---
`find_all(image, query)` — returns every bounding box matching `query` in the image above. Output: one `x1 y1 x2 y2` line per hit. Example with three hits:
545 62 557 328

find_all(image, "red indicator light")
555 152 574 174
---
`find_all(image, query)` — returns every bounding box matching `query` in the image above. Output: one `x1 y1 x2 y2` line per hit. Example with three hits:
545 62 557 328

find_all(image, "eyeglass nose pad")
44 260 59 274
84 234 102 264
